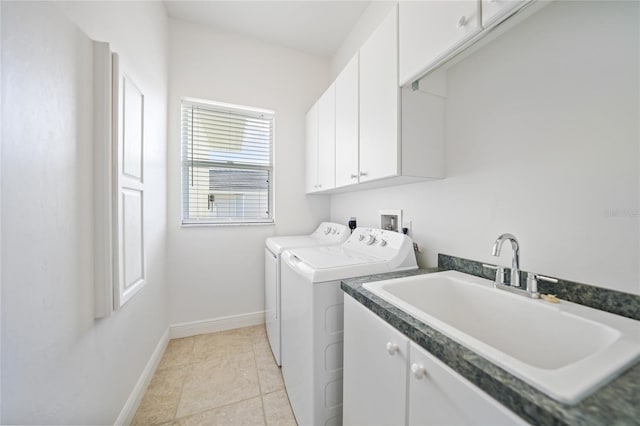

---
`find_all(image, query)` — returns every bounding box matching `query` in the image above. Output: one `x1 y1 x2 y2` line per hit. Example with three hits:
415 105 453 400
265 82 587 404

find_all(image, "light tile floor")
132 325 297 425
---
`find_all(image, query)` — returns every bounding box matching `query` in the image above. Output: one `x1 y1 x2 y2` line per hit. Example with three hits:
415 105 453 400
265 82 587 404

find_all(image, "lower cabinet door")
343 295 408 426
408 342 526 425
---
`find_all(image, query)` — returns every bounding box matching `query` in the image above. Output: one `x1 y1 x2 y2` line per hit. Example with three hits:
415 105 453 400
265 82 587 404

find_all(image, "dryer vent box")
380 209 402 232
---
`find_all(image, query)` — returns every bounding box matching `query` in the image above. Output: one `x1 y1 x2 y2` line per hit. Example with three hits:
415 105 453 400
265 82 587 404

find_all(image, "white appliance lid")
287 246 382 270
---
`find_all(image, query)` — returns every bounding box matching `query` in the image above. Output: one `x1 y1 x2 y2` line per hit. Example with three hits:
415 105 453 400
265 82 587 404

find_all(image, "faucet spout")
492 233 520 287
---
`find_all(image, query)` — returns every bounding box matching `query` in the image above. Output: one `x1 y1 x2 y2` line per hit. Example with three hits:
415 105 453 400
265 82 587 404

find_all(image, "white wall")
167 18 331 325
331 0 639 295
1 1 168 423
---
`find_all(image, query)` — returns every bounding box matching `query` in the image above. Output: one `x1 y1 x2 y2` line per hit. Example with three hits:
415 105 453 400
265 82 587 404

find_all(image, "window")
181 98 274 225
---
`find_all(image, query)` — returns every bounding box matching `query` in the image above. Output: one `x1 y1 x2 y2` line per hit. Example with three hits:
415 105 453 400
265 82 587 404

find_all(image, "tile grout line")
250 329 270 426
168 338 195 425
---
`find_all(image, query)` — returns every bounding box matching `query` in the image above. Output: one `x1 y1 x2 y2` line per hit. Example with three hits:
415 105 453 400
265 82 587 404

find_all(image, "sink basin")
363 270 640 404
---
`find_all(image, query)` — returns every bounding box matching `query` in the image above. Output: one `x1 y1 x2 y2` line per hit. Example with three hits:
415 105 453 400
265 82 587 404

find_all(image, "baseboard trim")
114 328 170 426
169 311 265 339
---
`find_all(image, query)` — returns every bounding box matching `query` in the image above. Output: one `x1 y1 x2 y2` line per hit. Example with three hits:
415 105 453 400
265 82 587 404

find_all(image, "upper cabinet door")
482 0 529 28
359 5 399 183
399 1 481 86
317 83 336 191
305 101 319 193
335 53 359 189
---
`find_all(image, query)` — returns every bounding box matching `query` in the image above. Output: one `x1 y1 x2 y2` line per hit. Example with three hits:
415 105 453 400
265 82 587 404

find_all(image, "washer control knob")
330 228 337 234
365 235 376 245
324 227 331 235
358 234 365 241
379 239 387 247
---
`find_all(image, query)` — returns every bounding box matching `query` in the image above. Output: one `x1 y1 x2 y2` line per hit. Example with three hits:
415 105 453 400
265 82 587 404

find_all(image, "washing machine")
265 222 349 366
280 227 418 426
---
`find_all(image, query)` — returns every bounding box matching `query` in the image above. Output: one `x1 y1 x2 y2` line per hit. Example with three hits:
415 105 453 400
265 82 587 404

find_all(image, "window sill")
181 220 275 228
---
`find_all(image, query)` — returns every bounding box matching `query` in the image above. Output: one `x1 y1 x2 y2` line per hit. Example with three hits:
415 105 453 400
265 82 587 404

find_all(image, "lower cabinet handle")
386 342 399 356
411 363 426 379
359 171 368 177
350 173 358 179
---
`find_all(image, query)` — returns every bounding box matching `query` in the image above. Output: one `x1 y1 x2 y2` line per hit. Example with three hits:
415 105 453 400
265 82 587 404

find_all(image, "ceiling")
164 1 371 58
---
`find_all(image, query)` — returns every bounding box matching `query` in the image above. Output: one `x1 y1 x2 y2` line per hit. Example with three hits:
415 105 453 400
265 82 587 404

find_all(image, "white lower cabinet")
343 294 527 426
343 295 407 426
409 342 526 425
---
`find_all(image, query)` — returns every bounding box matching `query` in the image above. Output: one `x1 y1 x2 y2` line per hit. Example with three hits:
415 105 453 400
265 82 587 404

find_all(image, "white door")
305 102 319 193
359 4 400 183
318 83 336 191
112 53 146 309
408 342 526 425
335 53 359 188
343 295 408 426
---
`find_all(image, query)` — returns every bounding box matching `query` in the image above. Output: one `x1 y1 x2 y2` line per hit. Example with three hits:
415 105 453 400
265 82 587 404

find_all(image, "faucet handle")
526 273 557 298
495 266 505 285
483 264 505 285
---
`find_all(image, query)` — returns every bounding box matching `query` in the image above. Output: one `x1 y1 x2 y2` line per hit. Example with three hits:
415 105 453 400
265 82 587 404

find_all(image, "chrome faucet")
492 233 520 287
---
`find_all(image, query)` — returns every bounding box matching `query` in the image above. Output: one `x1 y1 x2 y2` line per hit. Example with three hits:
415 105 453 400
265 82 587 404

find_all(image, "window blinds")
181 99 274 224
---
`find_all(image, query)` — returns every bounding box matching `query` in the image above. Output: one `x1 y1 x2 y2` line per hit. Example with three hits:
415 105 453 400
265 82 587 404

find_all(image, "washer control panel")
344 227 412 261
311 222 349 242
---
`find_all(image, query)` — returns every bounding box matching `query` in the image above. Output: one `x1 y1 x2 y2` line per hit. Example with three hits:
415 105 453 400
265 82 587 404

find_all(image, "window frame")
180 97 275 226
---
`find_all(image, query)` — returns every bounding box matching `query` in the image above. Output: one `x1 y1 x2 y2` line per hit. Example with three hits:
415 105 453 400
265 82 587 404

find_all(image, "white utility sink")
363 270 640 404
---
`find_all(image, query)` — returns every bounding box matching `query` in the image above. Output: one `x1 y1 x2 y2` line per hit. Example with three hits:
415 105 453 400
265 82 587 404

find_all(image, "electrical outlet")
402 220 412 235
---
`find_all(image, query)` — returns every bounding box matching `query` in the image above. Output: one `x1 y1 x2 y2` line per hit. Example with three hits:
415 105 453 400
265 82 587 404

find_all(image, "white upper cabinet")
399 0 481 86
305 84 336 194
335 53 359 189
306 3 446 194
317 83 336 191
359 4 400 183
304 101 319 193
482 0 529 28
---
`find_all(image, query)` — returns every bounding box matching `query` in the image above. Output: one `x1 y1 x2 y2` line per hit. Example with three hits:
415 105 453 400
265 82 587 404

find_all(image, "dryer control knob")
330 228 337 234
379 239 387 247
324 227 331 235
358 234 365 241
365 235 376 245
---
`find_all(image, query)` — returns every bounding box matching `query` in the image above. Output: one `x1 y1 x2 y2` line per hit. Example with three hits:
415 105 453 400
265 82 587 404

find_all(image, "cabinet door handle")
359 171 368 177
457 15 468 28
411 363 426 379
350 173 358 179
386 342 399 356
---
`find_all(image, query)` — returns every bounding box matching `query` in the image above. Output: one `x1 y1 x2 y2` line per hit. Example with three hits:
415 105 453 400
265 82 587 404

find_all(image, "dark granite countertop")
341 267 640 426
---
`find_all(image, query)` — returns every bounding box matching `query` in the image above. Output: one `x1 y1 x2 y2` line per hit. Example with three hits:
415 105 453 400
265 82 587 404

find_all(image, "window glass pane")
181 99 274 224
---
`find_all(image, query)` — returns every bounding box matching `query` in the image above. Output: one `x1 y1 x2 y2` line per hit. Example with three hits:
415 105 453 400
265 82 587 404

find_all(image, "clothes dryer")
265 222 349 366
